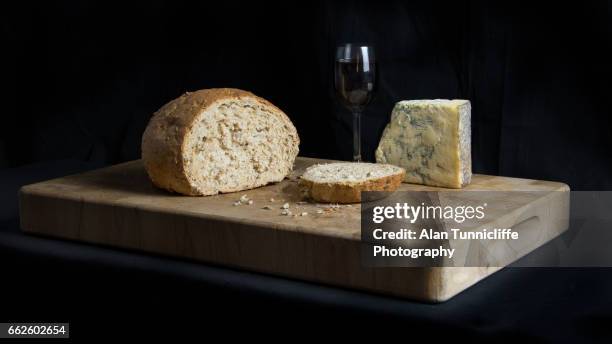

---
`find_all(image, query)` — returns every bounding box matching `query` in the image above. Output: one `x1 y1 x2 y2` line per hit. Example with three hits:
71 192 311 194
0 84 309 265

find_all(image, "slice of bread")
299 162 406 203
142 88 300 196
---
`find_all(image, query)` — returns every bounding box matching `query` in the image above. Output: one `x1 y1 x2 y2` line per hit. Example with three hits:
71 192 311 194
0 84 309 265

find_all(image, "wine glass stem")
353 111 361 162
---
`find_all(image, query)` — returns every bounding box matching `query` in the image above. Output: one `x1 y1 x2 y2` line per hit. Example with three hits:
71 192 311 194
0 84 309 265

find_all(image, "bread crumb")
281 209 292 216
270 198 276 202
281 203 289 209
235 194 254 205
300 212 308 216
316 209 323 214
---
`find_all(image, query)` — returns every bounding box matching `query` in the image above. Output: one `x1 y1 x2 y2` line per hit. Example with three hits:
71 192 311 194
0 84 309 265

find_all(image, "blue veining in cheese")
375 99 472 188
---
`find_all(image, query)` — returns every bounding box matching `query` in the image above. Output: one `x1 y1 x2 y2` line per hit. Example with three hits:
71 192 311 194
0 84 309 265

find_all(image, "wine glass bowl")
334 44 376 162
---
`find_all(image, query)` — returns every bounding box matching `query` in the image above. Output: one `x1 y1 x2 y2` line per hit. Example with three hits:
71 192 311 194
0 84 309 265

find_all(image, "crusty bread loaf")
142 88 299 196
299 162 405 203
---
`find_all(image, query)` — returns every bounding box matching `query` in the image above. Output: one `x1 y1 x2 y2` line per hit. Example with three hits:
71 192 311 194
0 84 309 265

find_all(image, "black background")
2 0 612 341
2 0 611 189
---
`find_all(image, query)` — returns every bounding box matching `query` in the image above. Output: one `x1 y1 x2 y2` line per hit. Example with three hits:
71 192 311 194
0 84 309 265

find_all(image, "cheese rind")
375 99 472 188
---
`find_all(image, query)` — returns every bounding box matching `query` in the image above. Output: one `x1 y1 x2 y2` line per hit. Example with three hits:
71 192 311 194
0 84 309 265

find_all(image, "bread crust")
299 170 405 204
142 88 299 195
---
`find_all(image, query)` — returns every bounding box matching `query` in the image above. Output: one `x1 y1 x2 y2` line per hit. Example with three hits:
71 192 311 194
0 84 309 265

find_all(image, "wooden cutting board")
19 157 569 302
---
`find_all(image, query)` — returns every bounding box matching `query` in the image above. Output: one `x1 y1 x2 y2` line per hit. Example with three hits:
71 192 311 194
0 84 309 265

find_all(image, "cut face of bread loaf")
142 88 300 196
299 162 406 203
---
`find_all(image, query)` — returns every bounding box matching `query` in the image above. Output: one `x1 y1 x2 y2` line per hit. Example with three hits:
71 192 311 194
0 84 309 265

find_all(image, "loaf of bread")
299 162 405 203
142 88 300 196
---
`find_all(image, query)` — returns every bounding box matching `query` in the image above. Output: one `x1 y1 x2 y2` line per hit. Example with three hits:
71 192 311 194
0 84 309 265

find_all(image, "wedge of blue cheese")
375 99 472 188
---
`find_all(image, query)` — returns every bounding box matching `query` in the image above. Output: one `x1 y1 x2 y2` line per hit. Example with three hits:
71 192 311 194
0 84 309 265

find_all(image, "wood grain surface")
19 157 570 301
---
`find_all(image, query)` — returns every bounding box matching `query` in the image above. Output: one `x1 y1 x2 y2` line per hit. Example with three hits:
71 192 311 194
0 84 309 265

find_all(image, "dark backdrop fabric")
1 0 611 189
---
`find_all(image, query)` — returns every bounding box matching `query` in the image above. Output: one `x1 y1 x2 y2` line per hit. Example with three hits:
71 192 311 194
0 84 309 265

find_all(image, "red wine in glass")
334 44 376 162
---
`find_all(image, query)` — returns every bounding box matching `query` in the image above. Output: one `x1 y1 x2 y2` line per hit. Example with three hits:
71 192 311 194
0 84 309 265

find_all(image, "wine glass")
334 44 376 162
